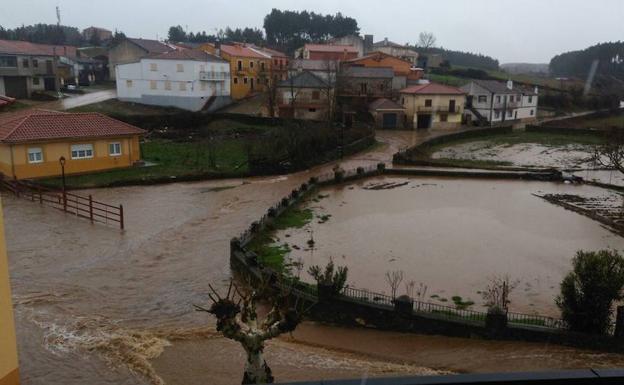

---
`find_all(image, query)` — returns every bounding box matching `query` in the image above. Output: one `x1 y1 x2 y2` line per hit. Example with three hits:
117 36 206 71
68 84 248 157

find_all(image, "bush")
556 249 624 334
308 260 348 296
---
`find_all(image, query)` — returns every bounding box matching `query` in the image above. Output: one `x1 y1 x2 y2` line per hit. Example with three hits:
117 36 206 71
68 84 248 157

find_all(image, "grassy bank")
69 99 184 117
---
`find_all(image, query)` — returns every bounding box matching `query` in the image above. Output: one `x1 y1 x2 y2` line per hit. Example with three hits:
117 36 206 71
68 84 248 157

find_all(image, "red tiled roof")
219 44 270 59
127 38 172 54
0 39 77 57
400 83 466 95
0 109 146 143
304 44 358 53
251 46 288 58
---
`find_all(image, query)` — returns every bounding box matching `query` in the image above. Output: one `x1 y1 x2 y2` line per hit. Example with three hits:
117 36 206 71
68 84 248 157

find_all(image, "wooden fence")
0 179 124 229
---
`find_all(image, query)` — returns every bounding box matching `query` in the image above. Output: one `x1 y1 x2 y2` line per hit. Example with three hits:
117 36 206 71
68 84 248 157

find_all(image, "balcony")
199 71 229 81
417 105 459 113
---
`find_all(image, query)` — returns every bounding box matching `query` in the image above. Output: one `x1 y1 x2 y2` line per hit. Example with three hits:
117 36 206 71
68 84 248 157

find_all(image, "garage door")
3 76 28 99
382 113 397 128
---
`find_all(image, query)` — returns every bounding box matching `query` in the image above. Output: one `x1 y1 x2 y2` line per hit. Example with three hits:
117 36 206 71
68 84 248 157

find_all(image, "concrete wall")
0 198 19 385
0 136 141 179
0 77 4 95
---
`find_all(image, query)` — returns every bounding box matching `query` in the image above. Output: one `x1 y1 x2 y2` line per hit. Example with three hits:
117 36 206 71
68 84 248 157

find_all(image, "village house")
277 70 332 120
288 59 339 83
82 26 113 43
295 44 359 61
368 98 406 129
116 49 231 112
343 51 423 91
400 82 466 129
0 39 61 98
339 66 394 100
202 43 271 100
108 37 172 80
373 38 419 65
461 80 539 124
250 45 290 83
0 109 145 179
329 34 374 57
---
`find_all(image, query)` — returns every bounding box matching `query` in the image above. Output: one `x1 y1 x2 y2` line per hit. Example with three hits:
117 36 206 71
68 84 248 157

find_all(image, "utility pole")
56 6 61 26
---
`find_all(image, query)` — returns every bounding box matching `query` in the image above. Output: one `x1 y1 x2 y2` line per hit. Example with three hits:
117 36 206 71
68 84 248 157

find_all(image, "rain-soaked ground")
7 129 624 385
275 176 624 316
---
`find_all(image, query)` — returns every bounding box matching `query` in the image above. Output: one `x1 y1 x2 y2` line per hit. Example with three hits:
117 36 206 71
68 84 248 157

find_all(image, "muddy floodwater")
277 176 624 316
6 129 624 385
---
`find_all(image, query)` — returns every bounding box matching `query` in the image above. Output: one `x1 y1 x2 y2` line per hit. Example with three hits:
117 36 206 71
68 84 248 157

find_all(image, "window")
22 58 29 68
494 110 501 119
71 144 94 160
176 63 184 72
179 82 186 91
150 63 158 71
234 77 239 84
265 78 269 84
440 114 448 122
507 110 513 117
496 95 501 103
530 109 535 116
164 80 171 90
109 142 122 156
528 96 533 103
32 59 38 68
401 97 405 105
360 83 367 94
509 95 514 102
27 147 43 164
243 77 248 84
261 62 265 71
150 80 157 90
200 64 205 72
237 60 242 71
312 90 320 100
478 95 487 103
201 81 207 91
0 56 17 67
425 99 433 107
309 108 317 112
250 61 254 69
32 77 40 86
126 80 133 88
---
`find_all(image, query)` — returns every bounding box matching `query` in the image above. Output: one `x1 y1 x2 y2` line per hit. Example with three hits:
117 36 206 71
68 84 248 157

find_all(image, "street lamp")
59 156 67 211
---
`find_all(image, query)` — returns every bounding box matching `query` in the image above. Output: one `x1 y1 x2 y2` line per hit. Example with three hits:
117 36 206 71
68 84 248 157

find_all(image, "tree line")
550 41 624 79
0 23 127 47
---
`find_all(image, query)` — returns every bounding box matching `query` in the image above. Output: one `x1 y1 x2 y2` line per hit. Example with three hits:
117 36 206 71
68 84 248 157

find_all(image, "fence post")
39 188 42 204
62 190 67 212
89 195 94 223
119 204 124 230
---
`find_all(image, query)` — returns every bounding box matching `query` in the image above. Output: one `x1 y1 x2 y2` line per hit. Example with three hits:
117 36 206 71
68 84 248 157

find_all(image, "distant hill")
415 46 500 71
550 41 624 79
500 63 549 75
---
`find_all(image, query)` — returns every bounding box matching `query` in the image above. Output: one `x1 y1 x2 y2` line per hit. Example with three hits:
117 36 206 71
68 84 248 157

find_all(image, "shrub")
308 260 348 296
556 249 624 334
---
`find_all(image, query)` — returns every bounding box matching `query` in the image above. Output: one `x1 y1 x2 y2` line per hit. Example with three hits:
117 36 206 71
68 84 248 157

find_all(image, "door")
3 76 28 98
382 113 397 129
449 99 456 113
417 114 432 129
250 77 254 91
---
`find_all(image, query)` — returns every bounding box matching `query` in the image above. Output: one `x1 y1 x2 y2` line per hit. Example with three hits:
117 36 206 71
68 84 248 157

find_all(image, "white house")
116 49 231 112
461 80 538 124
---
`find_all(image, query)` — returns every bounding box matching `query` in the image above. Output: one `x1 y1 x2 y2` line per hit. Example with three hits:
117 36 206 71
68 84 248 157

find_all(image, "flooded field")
6 129 624 385
276 176 624 316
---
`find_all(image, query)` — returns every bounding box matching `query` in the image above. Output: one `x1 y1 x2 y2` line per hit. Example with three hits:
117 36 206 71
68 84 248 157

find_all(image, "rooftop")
289 59 339 72
278 70 328 89
148 49 226 63
304 44 359 53
369 98 405 111
0 109 146 144
219 44 270 59
342 66 394 79
0 39 78 58
127 38 172 54
400 82 466 95
468 80 537 95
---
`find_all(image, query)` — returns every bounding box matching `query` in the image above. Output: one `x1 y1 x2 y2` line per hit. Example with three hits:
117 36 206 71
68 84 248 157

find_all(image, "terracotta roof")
400 82 466 95
346 51 411 65
369 98 405 111
127 38 171 54
0 109 146 144
219 44 269 59
0 39 77 57
149 49 226 62
304 44 358 53
249 45 288 58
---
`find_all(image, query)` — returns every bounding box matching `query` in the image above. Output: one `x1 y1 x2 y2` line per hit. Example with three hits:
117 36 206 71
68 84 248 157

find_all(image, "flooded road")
5 128 624 385
276 176 624 316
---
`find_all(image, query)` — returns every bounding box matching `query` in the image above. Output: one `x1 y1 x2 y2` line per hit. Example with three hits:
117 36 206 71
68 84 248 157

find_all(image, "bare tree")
385 270 404 299
195 281 305 384
593 129 624 174
481 275 518 314
322 59 340 125
418 31 437 50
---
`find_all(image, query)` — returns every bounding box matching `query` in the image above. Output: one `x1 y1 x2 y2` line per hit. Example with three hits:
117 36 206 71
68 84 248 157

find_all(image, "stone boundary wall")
230 164 624 352
526 124 608 136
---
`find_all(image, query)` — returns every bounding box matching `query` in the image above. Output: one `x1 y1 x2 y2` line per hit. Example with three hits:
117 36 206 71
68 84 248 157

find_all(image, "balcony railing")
417 105 459 113
199 71 229 81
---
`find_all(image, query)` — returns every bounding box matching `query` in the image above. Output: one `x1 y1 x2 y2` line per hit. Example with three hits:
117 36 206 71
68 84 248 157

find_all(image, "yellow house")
201 43 271 100
0 198 19 385
399 83 466 129
0 109 145 180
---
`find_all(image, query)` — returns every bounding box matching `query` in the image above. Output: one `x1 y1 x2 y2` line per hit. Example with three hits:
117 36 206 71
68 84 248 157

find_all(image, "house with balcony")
277 70 332 120
339 66 394 102
202 43 271 100
108 37 173 80
250 45 289 83
0 39 61 98
461 80 539 124
399 83 466 129
116 49 231 112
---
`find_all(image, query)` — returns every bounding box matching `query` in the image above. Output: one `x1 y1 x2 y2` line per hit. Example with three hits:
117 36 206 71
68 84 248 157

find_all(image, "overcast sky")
1 0 622 63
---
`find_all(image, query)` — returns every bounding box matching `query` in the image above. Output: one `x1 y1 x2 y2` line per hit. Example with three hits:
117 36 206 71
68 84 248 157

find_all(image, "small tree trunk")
243 344 274 384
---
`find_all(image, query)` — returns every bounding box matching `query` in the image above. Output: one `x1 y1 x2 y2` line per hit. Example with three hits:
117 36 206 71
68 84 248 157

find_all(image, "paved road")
41 89 117 111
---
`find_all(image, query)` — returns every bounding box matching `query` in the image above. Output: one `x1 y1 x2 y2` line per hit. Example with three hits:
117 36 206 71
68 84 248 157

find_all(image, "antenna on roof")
56 5 61 26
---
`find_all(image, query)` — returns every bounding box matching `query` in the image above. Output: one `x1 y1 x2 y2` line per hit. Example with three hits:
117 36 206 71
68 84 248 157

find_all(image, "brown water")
278 176 624 316
6 129 624 385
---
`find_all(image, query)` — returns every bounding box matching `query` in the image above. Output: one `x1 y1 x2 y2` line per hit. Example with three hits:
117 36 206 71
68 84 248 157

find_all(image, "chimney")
534 86 539 94
384 37 388 45
215 41 221 57
506 80 513 90
364 34 373 54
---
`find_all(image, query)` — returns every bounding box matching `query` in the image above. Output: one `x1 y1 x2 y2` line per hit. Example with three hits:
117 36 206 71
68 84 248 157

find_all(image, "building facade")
369 98 406 129
116 49 231 112
295 44 359 61
400 83 466 129
344 51 423 91
0 197 18 385
277 71 332 120
202 43 271 100
108 38 172 80
0 109 145 179
82 27 113 42
461 80 539 124
340 66 394 100
373 38 419 65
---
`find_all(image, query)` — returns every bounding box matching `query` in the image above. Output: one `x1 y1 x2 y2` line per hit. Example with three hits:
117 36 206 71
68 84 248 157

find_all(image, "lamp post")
59 156 67 211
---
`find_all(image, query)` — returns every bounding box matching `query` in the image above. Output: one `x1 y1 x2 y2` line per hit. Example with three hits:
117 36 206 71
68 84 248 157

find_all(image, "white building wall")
0 77 5 95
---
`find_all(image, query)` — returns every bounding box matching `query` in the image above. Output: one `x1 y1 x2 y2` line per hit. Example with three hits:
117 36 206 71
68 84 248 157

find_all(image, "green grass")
68 99 184 116
40 138 249 188
427 73 468 87
272 207 313 230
